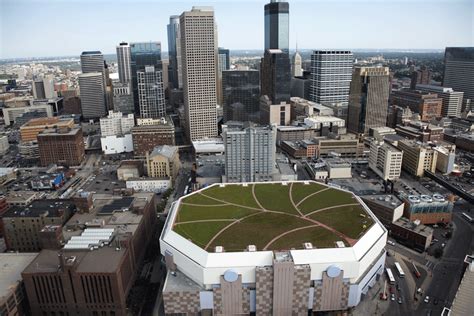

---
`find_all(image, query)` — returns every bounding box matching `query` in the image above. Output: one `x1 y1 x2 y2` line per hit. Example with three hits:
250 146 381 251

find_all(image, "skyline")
0 0 472 59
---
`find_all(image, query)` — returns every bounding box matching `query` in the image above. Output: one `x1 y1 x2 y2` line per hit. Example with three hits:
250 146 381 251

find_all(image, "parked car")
424 296 430 303
398 297 403 304
387 240 396 246
391 293 395 301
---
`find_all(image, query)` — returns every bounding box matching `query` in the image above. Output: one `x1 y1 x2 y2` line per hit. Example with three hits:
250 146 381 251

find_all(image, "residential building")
410 66 431 89
397 139 438 177
113 82 134 114
261 49 291 105
259 95 291 126
116 42 132 84
180 7 218 141
222 70 260 122
37 126 85 167
146 145 181 181
131 117 175 157
369 140 403 181
19 117 74 142
137 65 166 118
391 89 442 121
222 123 276 183
167 15 182 89
264 0 289 53
100 111 134 137
310 51 353 106
401 193 453 225
361 194 404 228
78 72 106 119
443 47 474 106
347 67 390 134
390 217 433 251
126 177 171 193
416 84 464 117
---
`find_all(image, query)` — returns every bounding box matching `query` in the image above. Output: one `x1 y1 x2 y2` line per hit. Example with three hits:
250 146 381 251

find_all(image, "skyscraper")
261 49 291 104
217 47 230 105
443 47 474 110
222 70 260 122
167 15 181 89
180 7 218 141
347 67 390 135
292 50 302 77
32 80 46 99
264 0 289 53
137 66 166 118
116 42 132 84
309 50 354 106
80 51 107 113
80 51 105 74
78 72 107 119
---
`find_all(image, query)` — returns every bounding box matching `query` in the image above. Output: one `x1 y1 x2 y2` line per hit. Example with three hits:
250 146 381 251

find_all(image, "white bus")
394 262 405 278
461 212 473 223
385 268 396 284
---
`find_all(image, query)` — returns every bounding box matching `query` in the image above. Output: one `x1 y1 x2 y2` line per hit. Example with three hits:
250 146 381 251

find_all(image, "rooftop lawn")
253 183 300 215
299 188 357 215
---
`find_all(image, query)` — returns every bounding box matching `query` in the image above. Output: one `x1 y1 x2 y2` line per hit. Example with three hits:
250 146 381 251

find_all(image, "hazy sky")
1 0 473 59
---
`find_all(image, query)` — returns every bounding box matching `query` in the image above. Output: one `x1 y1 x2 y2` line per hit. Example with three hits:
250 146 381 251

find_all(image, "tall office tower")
443 47 474 109
410 66 431 89
416 84 464 118
222 70 260 122
217 47 230 105
261 49 291 104
78 72 107 119
130 42 163 113
264 0 289 53
347 67 390 135
167 15 181 89
116 42 132 84
222 123 276 183
180 7 218 141
137 66 166 118
80 51 105 77
292 50 303 77
309 50 354 106
32 80 46 99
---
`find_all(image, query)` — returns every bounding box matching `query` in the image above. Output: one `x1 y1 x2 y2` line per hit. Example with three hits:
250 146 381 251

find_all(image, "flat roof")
391 217 433 237
361 194 403 210
172 182 375 252
0 253 38 301
4 199 74 218
449 260 474 315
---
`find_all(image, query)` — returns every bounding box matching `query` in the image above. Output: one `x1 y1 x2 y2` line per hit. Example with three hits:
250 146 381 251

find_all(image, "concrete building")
361 195 404 228
192 138 225 156
391 89 442 122
397 139 438 177
369 140 403 181
37 126 85 167
304 116 346 133
113 82 134 114
290 72 311 100
313 136 365 159
2 103 53 126
0 253 38 316
0 168 15 186
100 111 134 137
260 95 291 126
223 123 276 183
276 125 319 146
126 177 171 193
78 72 106 119
21 193 157 316
443 47 474 106
180 7 218 141
5 191 38 208
146 145 181 181
369 127 396 141
101 135 133 155
2 199 75 251
0 135 9 155
433 144 456 174
416 84 464 118
326 160 352 179
444 255 474 316
117 160 145 181
401 193 453 225
395 121 444 143
310 51 353 106
167 15 182 89
137 66 166 118
348 67 390 134
390 217 433 252
292 50 303 77
280 140 317 159
222 70 260 122
131 117 175 157
116 42 132 84
19 117 74 142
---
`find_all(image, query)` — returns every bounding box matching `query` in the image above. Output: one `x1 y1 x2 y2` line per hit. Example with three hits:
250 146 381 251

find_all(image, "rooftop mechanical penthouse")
160 181 388 315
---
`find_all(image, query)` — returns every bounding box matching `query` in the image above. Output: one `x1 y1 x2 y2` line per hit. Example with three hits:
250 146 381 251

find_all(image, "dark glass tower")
443 47 474 111
222 70 260 122
261 49 291 104
167 16 180 89
264 0 289 53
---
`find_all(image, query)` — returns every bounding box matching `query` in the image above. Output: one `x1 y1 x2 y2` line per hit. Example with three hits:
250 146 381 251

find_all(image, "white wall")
101 134 133 154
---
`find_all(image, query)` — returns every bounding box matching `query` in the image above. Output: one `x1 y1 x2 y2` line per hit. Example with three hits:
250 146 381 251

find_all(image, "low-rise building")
395 121 443 143
361 194 404 228
416 84 464 118
326 160 352 179
117 160 144 181
397 139 438 177
303 116 346 134
280 140 316 159
276 125 318 146
369 127 396 141
0 135 9 155
37 126 85 167
126 177 171 193
2 103 53 126
391 89 442 121
19 117 75 142
146 145 180 181
313 136 365 159
101 134 134 155
192 138 225 156
369 140 403 181
5 191 38 207
433 144 456 174
0 168 15 185
390 217 433 251
401 193 453 225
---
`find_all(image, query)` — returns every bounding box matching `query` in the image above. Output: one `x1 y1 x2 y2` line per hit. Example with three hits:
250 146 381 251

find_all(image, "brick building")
37 126 85 167
391 89 442 121
131 118 175 157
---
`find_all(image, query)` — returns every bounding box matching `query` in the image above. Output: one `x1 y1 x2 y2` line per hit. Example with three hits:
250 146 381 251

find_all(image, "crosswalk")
425 260 435 270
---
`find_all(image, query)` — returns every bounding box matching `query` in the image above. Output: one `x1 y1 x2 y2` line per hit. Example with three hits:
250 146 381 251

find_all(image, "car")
424 296 430 303
391 294 395 301
441 243 446 248
417 288 423 294
398 297 402 304
387 240 396 246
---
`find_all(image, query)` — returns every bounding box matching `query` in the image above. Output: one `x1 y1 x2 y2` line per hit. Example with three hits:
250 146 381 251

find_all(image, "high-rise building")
116 42 132 84
223 123 276 183
217 47 230 105
443 47 474 106
180 7 218 141
100 111 134 137
113 82 134 114
264 0 289 53
32 80 46 99
397 139 438 177
410 66 431 89
369 140 403 181
261 49 291 104
80 51 105 74
167 15 181 89
390 89 442 121
42 75 56 99
137 66 166 118
37 126 85 166
309 50 353 106
347 67 390 134
78 72 107 119
222 70 260 122
292 50 303 77
416 84 464 118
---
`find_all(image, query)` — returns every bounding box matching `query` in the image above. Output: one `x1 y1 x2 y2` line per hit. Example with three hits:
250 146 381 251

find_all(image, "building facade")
397 139 438 177
261 49 291 105
443 47 474 105
37 127 85 167
113 82 134 114
131 118 175 157
20 117 75 142
78 72 106 119
259 95 291 126
391 89 442 122
167 15 181 89
410 66 431 90
416 84 464 118
137 66 166 118
146 145 181 181
264 0 289 53
116 42 132 84
369 140 403 181
222 70 260 122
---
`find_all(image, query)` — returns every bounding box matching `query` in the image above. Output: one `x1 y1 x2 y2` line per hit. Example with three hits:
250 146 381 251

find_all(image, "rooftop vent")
303 242 313 249
247 245 257 252
215 246 224 253
336 241 346 248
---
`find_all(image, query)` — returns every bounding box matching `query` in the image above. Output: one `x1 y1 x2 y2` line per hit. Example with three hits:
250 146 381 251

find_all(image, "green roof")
172 182 374 252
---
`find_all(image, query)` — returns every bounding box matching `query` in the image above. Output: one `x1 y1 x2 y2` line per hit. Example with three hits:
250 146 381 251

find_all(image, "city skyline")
1 0 473 59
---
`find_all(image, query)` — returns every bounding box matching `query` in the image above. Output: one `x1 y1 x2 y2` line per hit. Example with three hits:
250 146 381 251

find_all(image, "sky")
0 0 473 59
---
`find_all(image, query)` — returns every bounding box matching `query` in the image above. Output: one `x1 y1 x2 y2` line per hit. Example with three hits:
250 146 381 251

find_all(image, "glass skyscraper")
261 49 291 104
443 47 474 111
167 16 180 89
264 0 289 53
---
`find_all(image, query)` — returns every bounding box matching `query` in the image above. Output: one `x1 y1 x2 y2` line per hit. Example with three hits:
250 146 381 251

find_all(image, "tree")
434 247 444 259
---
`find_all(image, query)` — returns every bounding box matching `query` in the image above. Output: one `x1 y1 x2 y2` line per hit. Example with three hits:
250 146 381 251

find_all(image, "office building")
80 51 105 74
313 136 365 159
113 82 134 114
116 42 132 84
290 71 311 100
21 193 157 316
146 145 180 182
369 140 403 181
137 66 166 118
222 70 260 122
20 117 74 142
0 135 9 155
416 84 464 117
410 66 431 89
180 7 218 141
397 139 438 177
2 199 75 251
347 67 390 134
222 123 276 183
167 15 181 89
395 121 443 142
217 47 230 105
2 103 53 126
260 95 291 126
63 95 81 115
391 89 442 121
360 195 404 228
264 0 289 53
443 47 474 104
78 72 107 119
131 117 175 157
310 51 353 106
160 181 387 314
37 126 85 166
433 144 456 174
32 79 46 99
261 49 291 104
401 193 453 225
0 253 38 316
292 50 303 77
